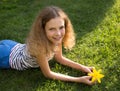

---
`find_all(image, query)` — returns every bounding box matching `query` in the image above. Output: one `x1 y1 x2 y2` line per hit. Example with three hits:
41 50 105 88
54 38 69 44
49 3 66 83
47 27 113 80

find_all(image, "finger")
87 78 94 85
89 67 95 72
86 76 92 80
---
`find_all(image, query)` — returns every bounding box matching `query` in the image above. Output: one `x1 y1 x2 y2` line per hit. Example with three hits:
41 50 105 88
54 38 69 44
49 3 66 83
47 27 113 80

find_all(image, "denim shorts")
0 40 18 69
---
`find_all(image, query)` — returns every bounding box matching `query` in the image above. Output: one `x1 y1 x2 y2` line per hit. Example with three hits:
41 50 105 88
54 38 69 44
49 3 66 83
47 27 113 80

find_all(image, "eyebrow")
49 27 56 30
60 25 65 28
48 25 65 30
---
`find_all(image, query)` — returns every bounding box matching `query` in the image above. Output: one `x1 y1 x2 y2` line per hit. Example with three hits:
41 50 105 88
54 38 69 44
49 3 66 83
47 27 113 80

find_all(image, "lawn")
0 0 120 91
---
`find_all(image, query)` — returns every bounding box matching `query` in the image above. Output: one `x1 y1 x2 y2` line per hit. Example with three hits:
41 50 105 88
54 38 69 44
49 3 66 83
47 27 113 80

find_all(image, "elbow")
43 71 53 79
43 71 57 80
55 55 64 63
44 74 50 78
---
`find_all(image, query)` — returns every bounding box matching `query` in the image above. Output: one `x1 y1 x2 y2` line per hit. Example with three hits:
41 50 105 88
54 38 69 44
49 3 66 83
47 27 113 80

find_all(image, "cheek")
45 31 50 38
46 31 54 38
62 29 65 36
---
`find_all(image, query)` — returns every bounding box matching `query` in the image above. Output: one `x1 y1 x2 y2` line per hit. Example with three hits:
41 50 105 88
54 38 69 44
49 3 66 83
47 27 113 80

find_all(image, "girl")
0 6 94 85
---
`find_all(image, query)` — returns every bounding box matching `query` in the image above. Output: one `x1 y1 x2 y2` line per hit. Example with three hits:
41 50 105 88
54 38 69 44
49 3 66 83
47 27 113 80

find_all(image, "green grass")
0 0 120 91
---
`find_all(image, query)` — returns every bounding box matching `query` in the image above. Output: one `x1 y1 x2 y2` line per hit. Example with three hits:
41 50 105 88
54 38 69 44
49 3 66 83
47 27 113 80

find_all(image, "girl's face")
45 17 65 45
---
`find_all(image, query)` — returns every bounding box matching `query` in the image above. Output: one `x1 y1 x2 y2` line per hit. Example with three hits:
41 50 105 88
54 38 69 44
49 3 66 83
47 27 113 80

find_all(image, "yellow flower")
88 68 104 83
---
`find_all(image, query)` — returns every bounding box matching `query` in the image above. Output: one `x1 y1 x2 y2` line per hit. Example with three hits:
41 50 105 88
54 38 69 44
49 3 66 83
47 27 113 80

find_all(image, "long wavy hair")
26 6 75 58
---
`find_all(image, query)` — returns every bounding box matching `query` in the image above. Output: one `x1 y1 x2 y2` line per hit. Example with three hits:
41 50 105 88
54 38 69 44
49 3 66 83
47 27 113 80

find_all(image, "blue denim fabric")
0 40 18 68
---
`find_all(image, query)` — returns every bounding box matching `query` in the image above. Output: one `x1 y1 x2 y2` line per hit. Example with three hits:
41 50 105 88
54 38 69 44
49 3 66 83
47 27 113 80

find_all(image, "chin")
53 41 61 45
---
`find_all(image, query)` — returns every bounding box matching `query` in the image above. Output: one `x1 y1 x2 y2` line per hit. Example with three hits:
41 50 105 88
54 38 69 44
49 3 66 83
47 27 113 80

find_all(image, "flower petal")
91 77 96 82
97 78 101 83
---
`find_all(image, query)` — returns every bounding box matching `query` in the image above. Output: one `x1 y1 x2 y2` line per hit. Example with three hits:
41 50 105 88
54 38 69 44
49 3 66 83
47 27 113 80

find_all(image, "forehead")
45 17 64 28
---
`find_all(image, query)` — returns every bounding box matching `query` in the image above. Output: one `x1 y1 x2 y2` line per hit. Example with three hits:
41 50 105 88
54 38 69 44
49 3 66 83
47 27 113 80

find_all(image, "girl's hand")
78 76 94 85
81 65 94 73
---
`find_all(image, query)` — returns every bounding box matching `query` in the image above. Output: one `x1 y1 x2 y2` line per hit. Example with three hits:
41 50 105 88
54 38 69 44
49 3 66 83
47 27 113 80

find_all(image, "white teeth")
53 37 61 40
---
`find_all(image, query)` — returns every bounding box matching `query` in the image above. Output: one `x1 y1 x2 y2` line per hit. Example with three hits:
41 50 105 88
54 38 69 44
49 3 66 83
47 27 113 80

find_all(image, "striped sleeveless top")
9 43 55 70
9 44 39 70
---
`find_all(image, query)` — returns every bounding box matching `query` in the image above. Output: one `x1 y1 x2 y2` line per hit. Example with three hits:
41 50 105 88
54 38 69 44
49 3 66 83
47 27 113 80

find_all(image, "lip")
53 37 62 41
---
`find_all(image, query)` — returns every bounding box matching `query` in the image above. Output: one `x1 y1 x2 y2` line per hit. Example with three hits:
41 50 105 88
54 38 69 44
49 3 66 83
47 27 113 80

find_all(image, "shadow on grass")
60 0 116 39
0 0 115 40
0 68 46 91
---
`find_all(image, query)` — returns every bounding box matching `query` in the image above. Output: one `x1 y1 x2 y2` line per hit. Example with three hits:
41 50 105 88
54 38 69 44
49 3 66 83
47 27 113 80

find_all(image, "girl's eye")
49 28 56 31
60 26 65 30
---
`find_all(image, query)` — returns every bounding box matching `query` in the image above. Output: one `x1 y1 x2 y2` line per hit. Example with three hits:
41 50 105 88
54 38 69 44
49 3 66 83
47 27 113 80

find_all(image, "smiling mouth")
53 37 62 41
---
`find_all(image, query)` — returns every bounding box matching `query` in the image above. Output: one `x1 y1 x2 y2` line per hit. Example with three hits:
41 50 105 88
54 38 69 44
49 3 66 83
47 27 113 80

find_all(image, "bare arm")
54 45 93 73
36 53 93 85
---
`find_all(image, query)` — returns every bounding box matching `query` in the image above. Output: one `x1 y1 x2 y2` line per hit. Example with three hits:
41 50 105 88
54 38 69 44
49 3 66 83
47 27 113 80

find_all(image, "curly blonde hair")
26 6 75 58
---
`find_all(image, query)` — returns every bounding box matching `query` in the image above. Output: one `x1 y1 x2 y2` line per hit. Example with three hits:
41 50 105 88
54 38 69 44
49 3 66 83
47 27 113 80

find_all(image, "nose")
55 30 61 36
